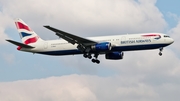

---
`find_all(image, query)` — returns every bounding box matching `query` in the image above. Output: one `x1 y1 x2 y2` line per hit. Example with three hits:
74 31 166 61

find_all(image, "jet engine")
105 52 124 60
91 42 111 51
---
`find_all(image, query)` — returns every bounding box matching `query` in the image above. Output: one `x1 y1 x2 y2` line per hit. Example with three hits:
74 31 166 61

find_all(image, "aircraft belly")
36 44 80 55
37 49 81 56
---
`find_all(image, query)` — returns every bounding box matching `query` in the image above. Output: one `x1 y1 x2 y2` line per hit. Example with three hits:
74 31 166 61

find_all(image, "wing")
44 26 97 46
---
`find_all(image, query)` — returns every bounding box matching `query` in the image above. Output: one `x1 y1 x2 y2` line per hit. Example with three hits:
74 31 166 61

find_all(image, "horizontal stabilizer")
6 40 34 48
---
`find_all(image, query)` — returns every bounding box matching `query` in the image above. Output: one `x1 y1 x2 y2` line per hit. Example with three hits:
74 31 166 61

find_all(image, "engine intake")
91 42 111 51
105 52 124 60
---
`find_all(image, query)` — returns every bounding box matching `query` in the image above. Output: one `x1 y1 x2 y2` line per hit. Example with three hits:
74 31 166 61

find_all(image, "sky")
0 0 180 101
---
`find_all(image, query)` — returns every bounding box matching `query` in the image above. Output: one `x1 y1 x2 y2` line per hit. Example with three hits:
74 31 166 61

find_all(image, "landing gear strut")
159 47 163 56
83 53 92 59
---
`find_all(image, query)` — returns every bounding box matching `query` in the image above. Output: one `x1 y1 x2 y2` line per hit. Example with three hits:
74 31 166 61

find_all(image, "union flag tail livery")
6 18 174 64
15 19 43 45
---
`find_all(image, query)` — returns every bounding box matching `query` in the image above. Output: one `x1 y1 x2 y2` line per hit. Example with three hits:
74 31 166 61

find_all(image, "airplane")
6 19 174 64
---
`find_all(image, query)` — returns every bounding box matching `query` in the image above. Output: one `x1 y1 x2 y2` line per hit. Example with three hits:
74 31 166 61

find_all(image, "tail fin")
14 19 43 45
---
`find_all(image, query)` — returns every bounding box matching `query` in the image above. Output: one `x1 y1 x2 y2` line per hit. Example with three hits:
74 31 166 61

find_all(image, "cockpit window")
164 35 170 38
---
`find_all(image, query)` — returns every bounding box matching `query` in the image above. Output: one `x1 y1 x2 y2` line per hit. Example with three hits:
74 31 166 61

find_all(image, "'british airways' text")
121 39 151 44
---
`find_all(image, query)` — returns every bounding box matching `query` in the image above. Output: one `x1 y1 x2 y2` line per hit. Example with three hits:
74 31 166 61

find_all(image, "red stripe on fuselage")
15 22 31 31
142 34 160 37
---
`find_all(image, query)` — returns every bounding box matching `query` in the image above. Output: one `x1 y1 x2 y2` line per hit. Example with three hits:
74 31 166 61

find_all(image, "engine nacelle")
105 52 124 60
91 42 111 51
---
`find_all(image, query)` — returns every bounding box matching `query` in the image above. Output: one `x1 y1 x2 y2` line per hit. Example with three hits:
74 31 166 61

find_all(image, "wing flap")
6 40 34 48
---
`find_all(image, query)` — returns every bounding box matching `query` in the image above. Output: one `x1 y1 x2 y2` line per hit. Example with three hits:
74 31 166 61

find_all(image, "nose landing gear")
159 47 163 56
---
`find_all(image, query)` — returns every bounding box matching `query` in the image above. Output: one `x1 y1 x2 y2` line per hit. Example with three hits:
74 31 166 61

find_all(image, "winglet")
44 25 50 27
43 25 59 32
44 26 52 31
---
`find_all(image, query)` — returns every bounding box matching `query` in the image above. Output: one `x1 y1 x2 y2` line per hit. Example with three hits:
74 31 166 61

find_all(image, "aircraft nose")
169 38 174 44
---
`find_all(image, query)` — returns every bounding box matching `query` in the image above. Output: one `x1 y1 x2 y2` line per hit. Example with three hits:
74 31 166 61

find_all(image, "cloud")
168 19 180 51
1 74 180 101
167 12 180 22
0 75 157 101
0 11 12 44
0 27 8 44
1 53 15 64
1 0 166 39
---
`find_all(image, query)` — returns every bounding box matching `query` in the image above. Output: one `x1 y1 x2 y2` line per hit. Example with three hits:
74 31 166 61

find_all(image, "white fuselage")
20 33 174 56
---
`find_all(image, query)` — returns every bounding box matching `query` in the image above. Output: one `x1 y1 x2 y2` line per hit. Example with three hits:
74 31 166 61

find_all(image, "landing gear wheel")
91 59 100 64
96 60 100 64
83 54 88 58
92 59 96 63
159 52 162 56
88 55 92 59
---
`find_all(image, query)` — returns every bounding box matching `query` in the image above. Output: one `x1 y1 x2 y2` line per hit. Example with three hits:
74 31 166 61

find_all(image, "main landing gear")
83 53 100 64
159 47 163 56
92 53 100 64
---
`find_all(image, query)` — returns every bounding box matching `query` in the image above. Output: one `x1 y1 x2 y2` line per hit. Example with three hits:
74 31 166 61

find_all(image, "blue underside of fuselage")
36 44 170 56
